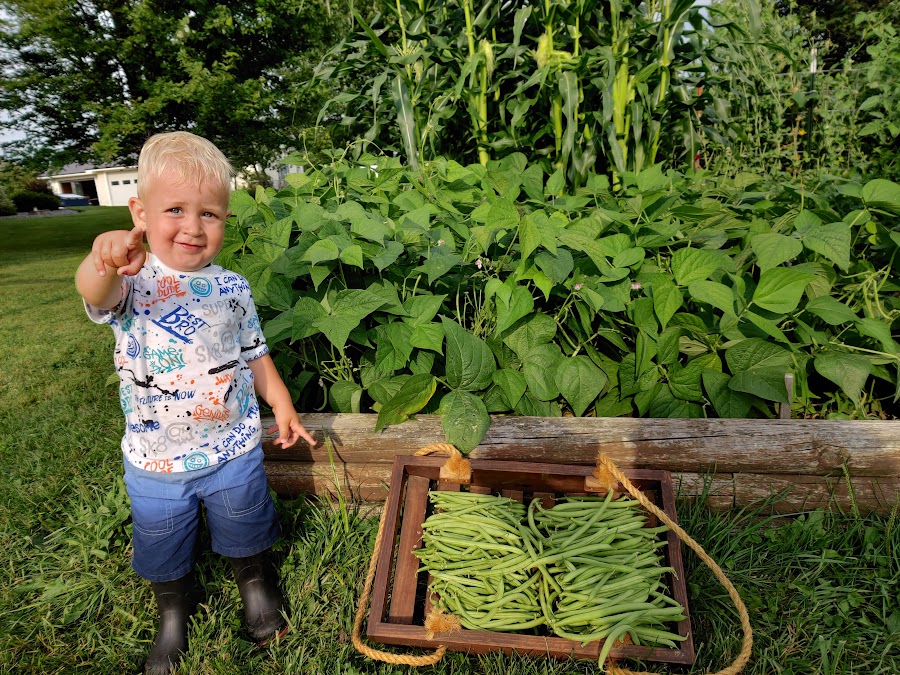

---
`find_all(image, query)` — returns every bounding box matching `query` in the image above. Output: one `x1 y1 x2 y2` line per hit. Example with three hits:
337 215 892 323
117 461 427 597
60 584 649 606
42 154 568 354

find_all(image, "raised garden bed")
261 414 900 514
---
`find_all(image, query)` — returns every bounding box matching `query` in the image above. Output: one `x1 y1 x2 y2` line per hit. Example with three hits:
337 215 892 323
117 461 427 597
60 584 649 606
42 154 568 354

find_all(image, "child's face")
128 169 231 272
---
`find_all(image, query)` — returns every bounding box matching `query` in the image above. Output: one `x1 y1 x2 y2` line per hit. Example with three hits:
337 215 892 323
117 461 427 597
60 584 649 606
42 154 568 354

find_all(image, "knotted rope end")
591 451 618 491
415 442 472 484
424 607 462 640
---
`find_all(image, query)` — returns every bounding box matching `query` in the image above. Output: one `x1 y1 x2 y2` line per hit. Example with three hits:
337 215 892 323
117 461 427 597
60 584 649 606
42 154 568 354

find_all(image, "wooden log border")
261 414 900 514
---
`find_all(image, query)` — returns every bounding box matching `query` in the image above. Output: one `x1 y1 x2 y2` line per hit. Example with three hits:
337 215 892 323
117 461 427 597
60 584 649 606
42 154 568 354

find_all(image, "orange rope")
595 452 753 675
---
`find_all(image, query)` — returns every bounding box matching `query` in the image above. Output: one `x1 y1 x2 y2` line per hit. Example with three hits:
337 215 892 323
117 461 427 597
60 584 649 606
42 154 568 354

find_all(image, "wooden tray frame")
366 455 695 665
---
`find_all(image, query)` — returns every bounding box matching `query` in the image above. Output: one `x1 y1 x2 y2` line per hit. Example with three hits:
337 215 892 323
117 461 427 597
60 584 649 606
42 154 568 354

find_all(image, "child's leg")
123 461 204 673
200 445 285 643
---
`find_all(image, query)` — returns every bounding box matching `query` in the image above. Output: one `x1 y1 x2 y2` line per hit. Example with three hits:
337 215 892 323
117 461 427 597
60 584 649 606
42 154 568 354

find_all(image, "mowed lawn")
0 208 897 674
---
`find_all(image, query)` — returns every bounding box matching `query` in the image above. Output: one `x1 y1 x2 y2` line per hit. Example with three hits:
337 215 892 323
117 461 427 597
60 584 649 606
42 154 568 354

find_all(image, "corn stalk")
312 0 728 186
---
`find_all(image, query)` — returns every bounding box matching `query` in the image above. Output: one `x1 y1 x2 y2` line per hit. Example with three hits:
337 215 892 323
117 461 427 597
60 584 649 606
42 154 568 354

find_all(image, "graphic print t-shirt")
85 254 268 473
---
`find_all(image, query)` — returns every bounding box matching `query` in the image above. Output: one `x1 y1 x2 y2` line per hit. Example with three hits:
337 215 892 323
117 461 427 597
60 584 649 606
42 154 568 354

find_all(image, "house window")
123 180 131 185
111 181 120 186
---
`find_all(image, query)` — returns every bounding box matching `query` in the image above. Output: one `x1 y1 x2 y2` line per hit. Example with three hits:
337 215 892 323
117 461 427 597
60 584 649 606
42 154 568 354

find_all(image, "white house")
41 163 139 207
41 162 304 207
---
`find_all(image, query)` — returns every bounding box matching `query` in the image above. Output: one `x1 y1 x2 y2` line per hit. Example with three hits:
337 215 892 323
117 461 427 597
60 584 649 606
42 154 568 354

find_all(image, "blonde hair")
137 131 232 198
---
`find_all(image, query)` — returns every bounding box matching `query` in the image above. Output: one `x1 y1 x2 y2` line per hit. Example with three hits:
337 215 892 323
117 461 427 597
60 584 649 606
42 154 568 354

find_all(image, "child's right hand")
91 226 146 276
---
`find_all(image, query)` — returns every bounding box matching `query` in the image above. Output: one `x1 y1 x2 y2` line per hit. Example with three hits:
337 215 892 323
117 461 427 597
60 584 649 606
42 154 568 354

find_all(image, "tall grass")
1 209 898 673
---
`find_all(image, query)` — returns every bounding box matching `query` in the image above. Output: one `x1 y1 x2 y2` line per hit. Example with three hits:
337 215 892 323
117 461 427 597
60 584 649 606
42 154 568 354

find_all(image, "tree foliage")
0 0 346 171
777 0 898 68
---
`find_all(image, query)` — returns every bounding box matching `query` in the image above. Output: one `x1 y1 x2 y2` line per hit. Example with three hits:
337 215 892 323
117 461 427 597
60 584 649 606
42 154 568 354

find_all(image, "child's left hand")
267 408 317 449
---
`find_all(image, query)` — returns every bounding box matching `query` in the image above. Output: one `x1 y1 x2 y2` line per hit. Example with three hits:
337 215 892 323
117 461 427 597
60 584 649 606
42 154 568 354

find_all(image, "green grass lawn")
0 209 897 674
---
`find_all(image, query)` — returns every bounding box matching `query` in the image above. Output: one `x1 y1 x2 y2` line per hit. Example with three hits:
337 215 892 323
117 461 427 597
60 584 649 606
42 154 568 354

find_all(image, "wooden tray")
366 456 695 665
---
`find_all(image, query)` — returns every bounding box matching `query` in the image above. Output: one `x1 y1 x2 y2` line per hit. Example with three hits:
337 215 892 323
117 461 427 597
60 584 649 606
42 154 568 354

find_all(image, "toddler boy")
75 131 315 674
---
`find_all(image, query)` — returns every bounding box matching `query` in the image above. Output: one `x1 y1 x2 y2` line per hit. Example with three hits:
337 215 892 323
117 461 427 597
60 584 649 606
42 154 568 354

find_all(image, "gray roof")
40 162 136 179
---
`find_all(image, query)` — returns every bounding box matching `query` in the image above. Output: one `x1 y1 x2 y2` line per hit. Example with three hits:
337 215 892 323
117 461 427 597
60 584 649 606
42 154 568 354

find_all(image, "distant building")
40 163 138 207
40 162 304 207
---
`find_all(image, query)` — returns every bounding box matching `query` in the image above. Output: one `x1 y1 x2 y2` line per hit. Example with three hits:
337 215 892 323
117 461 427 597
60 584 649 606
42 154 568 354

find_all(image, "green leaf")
652 276 682 330
725 338 792 373
556 356 608 416
313 289 386 350
492 369 527 408
535 249 574 284
612 247 645 269
503 312 556 357
801 222 851 271
410 322 444 353
594 391 634 417
647 384 704 418
229 189 258 223
729 367 789 402
372 241 404 271
656 327 681 366
292 297 327 341
671 248 723 286
862 179 900 215
523 343 564 401
521 164 544 202
751 233 803 271
518 213 542 261
374 374 437 431
752 267 815 314
263 275 295 311
403 294 446 326
495 284 535 335
687 280 735 317
374 323 414 371
514 392 562 417
368 375 410 405
329 380 363 413
855 318 899 353
302 239 341 264
670 353 721 402
350 216 392 243
487 198 520 230
391 74 419 171
440 390 490 454
743 311 789 343
441 318 497 391
263 309 293 344
814 352 872 407
805 296 858 326
339 244 364 268
702 371 753 418
421 253 462 284
545 168 565 196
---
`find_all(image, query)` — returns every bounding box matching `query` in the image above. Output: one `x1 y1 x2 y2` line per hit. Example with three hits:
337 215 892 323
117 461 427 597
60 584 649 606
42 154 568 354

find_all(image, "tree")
776 0 897 68
0 0 346 172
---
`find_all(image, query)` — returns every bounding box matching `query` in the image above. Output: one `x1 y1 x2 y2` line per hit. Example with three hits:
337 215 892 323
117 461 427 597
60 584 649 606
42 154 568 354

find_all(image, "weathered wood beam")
262 414 900 476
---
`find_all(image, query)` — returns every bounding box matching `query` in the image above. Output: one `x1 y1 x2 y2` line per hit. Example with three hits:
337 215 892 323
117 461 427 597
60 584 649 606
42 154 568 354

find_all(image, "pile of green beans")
531 493 687 662
415 491 546 632
414 490 687 659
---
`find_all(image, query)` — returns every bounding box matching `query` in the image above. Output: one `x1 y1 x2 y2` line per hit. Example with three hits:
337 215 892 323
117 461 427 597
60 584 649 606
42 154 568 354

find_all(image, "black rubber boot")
143 573 198 675
228 552 288 644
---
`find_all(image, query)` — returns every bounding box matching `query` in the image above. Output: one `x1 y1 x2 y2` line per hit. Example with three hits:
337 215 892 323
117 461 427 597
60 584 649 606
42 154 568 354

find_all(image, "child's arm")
248 353 317 449
76 226 146 309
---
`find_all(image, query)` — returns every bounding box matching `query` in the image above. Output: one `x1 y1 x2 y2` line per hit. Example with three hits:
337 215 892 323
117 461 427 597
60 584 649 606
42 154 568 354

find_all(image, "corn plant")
312 0 732 187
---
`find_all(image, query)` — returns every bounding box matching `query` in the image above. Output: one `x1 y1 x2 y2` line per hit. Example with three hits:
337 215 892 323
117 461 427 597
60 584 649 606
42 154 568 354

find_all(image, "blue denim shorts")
122 445 280 582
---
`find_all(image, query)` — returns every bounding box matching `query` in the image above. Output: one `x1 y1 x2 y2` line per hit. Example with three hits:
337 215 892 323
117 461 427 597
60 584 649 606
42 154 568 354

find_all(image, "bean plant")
221 154 900 451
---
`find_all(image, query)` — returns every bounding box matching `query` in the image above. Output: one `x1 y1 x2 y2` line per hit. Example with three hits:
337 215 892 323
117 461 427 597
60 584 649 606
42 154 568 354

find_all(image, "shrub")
12 191 61 212
0 185 15 216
